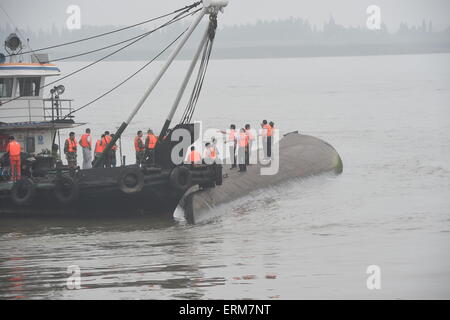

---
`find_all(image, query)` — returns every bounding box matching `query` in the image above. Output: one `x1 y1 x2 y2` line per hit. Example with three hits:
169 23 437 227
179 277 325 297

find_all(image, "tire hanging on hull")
118 167 145 194
11 179 36 206
54 176 80 205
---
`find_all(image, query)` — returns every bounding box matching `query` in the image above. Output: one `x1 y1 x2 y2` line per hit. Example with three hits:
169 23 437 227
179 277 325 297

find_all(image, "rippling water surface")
1 54 449 299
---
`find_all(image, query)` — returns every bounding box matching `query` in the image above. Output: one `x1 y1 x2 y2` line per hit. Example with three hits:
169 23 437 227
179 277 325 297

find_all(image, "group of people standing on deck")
134 129 158 167
61 119 274 171
63 129 119 170
223 119 274 172
186 119 275 172
1 120 274 181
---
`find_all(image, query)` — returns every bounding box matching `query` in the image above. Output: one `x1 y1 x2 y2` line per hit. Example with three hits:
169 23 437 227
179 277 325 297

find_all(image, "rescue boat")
0 1 228 217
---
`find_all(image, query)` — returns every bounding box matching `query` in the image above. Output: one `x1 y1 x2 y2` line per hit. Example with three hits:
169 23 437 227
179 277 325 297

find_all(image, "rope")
0 7 201 107
63 28 189 119
180 14 217 124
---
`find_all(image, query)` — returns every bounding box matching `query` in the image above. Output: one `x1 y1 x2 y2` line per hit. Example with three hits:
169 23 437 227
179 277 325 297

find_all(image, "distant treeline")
1 17 450 60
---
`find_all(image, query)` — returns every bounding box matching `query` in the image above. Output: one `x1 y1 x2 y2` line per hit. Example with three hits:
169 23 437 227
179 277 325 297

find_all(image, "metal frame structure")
93 0 229 168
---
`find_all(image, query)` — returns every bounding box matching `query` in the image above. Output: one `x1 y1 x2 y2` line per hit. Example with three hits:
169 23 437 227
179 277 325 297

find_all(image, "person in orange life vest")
203 142 220 165
187 146 202 165
244 124 255 165
64 132 78 169
102 131 113 168
134 131 145 166
145 129 158 150
145 129 158 165
237 128 248 172
268 121 275 158
261 119 273 159
93 134 105 164
79 128 92 169
6 136 21 182
219 124 237 169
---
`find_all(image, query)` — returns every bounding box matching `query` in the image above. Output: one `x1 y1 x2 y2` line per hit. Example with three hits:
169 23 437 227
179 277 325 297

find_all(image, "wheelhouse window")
0 78 13 98
18 77 41 97
26 136 35 153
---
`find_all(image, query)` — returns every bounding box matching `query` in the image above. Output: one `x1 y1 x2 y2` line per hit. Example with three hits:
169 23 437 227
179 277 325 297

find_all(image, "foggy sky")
1 0 450 32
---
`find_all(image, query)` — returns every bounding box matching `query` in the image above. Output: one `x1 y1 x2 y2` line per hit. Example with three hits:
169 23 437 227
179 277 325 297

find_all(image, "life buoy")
118 168 144 194
11 178 36 206
169 166 192 192
54 176 79 204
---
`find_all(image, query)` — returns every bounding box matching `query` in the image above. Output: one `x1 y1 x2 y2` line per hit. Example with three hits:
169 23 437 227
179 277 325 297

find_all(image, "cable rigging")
2 1 202 58
0 6 201 107
180 13 217 124
64 27 189 119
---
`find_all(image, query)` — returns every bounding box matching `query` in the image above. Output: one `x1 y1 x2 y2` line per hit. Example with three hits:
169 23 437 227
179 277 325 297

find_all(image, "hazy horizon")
1 0 450 32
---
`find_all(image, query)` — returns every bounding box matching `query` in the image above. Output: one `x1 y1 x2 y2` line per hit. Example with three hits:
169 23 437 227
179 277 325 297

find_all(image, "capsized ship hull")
178 132 343 223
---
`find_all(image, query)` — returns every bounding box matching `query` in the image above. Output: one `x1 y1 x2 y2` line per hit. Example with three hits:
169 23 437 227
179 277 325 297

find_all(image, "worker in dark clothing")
244 124 254 165
261 119 272 158
102 131 112 168
64 132 78 169
134 131 145 166
110 133 118 168
269 121 275 158
237 128 248 172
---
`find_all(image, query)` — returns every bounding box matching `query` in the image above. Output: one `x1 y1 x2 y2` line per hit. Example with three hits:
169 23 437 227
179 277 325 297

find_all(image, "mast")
158 20 211 143
93 0 229 168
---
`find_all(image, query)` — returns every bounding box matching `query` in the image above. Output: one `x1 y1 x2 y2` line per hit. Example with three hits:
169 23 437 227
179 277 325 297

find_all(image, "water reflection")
0 216 228 299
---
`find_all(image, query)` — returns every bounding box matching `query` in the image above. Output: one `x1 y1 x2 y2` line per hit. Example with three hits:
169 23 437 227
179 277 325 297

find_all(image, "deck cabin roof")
0 63 61 77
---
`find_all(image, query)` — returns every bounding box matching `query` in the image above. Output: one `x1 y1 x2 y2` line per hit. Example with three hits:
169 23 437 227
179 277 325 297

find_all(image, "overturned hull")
178 132 343 223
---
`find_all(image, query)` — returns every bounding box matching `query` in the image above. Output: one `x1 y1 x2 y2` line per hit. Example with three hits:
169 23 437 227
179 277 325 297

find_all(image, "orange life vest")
147 134 158 149
66 138 77 153
189 150 202 163
263 124 272 137
102 135 111 147
95 140 104 153
209 147 217 159
134 136 144 152
6 141 21 157
80 133 91 148
239 133 249 147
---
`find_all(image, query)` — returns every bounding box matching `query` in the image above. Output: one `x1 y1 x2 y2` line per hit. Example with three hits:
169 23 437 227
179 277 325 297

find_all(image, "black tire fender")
118 168 145 194
169 166 192 192
54 176 79 205
11 178 36 206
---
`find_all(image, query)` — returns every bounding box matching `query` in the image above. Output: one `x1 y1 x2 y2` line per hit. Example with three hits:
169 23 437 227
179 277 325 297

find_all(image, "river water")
0 53 449 299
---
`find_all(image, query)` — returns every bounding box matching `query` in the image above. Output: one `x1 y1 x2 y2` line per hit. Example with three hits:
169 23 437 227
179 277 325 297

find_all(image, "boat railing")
0 98 74 123
43 98 74 121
